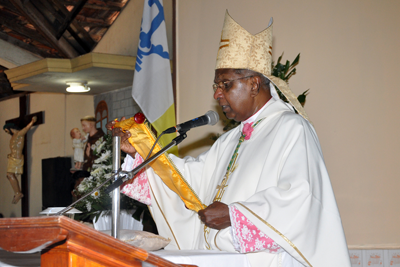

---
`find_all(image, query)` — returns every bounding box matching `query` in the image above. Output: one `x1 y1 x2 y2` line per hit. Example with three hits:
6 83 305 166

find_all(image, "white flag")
132 0 176 150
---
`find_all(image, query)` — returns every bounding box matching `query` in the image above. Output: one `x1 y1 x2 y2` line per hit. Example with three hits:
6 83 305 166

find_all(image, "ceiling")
6 52 136 95
0 0 130 100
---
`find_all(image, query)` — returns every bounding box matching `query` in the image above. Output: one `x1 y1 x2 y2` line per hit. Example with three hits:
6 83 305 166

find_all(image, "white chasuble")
144 98 351 267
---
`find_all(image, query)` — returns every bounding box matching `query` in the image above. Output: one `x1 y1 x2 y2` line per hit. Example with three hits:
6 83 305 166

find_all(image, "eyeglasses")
212 76 254 93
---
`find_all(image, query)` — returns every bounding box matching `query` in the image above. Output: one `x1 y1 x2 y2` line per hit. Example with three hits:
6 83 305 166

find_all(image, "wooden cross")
5 95 44 217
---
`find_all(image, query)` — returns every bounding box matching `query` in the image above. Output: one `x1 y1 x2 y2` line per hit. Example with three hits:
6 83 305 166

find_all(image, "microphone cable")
145 131 166 160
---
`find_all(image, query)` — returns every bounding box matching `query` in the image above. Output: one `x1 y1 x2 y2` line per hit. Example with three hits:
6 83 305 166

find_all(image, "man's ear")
249 76 262 97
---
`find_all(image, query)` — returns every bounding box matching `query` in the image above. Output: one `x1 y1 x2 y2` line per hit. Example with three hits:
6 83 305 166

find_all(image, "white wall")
176 0 400 247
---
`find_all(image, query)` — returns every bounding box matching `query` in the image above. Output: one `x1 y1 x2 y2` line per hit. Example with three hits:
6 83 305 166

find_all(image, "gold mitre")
216 11 309 121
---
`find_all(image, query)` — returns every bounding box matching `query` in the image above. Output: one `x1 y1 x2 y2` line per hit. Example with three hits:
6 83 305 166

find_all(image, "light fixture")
66 81 90 93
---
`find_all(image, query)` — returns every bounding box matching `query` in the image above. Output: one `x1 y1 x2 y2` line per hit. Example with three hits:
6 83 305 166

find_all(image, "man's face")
213 69 255 122
81 120 94 134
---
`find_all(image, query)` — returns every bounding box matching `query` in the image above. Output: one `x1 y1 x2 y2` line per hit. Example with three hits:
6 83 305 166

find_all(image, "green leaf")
277 53 283 65
297 89 310 107
284 68 297 81
290 53 300 67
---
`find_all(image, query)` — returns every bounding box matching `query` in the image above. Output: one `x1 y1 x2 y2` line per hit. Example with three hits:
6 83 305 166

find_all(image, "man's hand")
198 201 231 230
105 117 137 158
32 116 37 123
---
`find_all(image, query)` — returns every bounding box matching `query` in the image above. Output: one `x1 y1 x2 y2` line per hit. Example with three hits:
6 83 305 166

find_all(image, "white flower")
91 166 104 178
77 177 91 192
77 183 86 192
95 141 106 153
94 150 111 163
86 201 92 212
91 191 100 199
104 164 112 170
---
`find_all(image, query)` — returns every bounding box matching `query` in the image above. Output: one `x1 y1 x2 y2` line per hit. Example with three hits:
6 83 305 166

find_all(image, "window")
95 101 108 134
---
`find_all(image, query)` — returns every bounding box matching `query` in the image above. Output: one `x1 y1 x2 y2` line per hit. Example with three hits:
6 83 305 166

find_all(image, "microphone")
163 110 219 134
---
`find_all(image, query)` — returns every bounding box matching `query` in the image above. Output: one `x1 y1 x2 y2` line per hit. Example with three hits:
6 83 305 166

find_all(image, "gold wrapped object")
115 118 206 212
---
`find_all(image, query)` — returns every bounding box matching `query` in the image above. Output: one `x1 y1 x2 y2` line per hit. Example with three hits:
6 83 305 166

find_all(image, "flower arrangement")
73 134 140 222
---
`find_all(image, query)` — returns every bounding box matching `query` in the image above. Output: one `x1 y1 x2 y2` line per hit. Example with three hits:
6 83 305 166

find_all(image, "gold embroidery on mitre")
215 11 273 76
219 44 229 50
217 33 230 58
214 11 310 122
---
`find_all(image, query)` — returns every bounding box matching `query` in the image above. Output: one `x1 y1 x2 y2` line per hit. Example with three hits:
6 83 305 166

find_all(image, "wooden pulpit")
0 216 194 267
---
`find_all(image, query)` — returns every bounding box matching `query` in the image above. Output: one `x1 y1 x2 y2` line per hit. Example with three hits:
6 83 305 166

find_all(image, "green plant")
73 134 142 222
272 53 309 105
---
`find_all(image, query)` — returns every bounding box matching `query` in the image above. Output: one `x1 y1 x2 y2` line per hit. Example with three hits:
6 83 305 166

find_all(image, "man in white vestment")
108 11 351 267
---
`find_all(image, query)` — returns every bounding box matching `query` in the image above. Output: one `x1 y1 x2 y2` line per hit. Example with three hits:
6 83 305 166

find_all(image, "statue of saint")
80 116 105 171
3 116 37 204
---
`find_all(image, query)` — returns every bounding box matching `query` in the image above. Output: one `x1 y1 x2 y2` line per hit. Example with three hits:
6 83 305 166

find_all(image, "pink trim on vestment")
121 154 152 206
229 205 283 253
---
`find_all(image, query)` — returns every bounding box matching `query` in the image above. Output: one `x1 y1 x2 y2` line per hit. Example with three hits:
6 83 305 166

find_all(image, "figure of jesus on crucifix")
3 116 37 204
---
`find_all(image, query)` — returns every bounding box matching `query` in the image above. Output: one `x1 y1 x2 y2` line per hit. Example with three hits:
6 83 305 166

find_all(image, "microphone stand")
55 132 188 238
103 132 187 194
111 135 121 238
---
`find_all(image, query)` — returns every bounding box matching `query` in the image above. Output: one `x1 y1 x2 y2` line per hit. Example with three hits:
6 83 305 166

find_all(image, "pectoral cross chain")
214 163 237 202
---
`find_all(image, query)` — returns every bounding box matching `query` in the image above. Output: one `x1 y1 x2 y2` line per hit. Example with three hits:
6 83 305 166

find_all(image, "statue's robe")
82 128 105 171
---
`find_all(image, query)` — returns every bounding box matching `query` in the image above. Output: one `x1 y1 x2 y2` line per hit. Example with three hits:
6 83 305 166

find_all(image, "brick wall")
94 86 141 122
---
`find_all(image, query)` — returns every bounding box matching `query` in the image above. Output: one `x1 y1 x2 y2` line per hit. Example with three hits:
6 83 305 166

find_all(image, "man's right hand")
106 117 137 158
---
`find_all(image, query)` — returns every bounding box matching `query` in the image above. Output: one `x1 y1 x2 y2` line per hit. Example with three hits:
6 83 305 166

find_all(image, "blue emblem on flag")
135 0 170 72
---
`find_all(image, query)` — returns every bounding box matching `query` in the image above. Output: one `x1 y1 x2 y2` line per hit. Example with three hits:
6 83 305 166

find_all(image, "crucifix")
4 94 44 217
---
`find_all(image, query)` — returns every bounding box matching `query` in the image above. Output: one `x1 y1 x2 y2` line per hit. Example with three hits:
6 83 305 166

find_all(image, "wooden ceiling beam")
0 70 14 96
71 20 96 49
65 25 90 52
75 15 109 26
86 3 120 11
58 0 121 11
48 0 95 52
62 0 122 11
73 21 110 28
55 0 88 39
0 11 52 47
0 31 57 58
34 0 65 23
9 0 79 58
0 0 19 12
46 0 88 39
